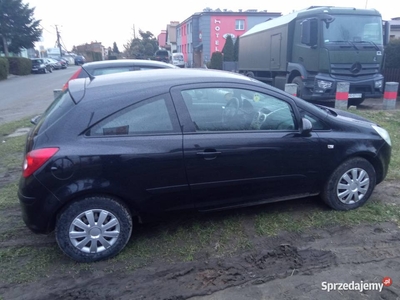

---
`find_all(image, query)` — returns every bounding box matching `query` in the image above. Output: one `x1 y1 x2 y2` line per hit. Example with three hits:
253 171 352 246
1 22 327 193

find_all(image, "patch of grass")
0 118 31 181
255 201 400 236
352 110 400 180
0 246 61 284
0 182 19 209
0 117 33 137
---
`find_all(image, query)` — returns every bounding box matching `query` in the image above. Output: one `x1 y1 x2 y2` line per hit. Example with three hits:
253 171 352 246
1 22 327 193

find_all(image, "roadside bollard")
53 89 62 99
335 82 350 110
285 83 297 96
383 82 399 110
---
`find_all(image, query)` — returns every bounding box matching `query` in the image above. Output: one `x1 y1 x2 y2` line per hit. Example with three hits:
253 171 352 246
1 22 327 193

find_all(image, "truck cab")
238 7 387 105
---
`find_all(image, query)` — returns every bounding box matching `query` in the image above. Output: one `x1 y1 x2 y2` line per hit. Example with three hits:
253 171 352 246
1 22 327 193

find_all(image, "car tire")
322 157 376 211
49 67 53 73
55 196 133 262
43 68 48 74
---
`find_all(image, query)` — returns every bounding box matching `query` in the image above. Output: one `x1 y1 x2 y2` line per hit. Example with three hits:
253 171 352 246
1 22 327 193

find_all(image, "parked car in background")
171 53 185 68
19 69 391 262
74 55 86 65
46 58 62 70
56 58 68 69
62 59 177 90
30 58 52 74
154 49 170 63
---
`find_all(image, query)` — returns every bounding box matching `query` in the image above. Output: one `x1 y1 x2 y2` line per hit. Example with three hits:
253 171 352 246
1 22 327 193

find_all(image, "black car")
62 59 177 90
30 58 52 74
74 55 86 65
19 69 391 262
154 50 170 63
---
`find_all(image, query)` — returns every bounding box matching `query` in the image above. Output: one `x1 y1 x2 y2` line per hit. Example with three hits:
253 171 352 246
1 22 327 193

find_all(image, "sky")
24 0 399 52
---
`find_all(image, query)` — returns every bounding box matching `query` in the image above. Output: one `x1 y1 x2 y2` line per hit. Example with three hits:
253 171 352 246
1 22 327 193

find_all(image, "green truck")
238 6 389 105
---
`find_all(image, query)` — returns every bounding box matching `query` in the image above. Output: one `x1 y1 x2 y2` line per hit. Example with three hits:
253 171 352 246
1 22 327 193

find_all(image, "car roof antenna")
81 66 95 82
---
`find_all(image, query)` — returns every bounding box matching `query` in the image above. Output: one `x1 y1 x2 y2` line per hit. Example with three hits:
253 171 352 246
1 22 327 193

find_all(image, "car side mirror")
301 118 313 135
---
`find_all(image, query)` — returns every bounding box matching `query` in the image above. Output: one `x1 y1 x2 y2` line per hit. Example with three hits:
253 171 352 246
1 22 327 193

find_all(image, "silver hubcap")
337 167 370 204
69 209 120 254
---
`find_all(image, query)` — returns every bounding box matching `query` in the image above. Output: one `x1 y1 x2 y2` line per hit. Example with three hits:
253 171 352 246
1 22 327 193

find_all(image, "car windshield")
323 15 383 44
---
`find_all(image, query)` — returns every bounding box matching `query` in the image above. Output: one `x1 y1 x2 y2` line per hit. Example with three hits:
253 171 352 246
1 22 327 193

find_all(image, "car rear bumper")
18 176 61 234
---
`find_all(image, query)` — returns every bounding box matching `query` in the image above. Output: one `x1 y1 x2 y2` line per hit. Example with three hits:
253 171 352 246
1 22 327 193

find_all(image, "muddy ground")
0 179 399 300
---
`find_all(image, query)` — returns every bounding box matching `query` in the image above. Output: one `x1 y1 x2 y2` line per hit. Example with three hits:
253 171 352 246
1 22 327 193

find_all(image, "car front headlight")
40 64 45 68
374 80 383 89
372 125 391 146
317 80 333 89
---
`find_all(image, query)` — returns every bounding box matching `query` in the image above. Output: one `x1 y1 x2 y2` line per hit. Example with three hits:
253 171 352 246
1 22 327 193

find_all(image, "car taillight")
62 68 82 91
23 148 59 178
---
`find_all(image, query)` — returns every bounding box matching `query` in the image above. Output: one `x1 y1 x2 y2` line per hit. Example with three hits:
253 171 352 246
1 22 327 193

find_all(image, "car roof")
69 68 268 104
81 59 175 70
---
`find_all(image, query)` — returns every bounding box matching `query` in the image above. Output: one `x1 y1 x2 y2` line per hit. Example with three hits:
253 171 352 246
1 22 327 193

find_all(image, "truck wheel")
292 76 303 98
321 157 376 211
55 196 133 262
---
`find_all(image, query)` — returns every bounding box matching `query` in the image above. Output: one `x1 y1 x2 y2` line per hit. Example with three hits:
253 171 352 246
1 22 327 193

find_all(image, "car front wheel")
55 196 133 262
322 157 376 210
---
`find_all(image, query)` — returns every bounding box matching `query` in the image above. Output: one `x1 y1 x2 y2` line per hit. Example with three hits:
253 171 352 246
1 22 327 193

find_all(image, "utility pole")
55 25 62 57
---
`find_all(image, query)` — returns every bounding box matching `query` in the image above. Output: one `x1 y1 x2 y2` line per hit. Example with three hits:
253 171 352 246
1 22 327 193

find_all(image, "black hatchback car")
19 69 391 262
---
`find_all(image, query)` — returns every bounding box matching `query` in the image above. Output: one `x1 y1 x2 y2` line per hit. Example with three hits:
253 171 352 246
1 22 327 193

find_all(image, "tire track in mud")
1 224 399 300
22 223 400 300
1 244 337 300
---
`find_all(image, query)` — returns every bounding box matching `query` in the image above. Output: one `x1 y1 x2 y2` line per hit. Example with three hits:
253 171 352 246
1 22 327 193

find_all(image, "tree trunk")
1 35 9 56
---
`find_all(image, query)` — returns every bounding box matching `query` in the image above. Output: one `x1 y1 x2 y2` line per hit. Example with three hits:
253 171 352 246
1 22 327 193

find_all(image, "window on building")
235 20 245 30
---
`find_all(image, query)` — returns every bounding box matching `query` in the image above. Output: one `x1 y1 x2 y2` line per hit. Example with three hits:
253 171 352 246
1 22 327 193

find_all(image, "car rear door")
171 84 323 211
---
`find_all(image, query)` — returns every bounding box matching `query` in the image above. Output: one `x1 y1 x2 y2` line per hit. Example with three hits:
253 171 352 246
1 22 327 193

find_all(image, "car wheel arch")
55 194 134 262
321 156 378 210
52 192 139 231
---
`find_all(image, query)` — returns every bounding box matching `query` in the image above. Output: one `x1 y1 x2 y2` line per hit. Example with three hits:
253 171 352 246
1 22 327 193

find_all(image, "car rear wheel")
322 157 376 210
55 196 132 262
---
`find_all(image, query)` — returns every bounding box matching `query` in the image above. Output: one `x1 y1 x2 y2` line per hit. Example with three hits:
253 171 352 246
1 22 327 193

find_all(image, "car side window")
180 88 296 132
88 97 175 136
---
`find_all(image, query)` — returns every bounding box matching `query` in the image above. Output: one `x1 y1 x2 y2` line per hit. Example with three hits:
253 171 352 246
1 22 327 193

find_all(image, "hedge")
0 57 9 80
7 57 32 75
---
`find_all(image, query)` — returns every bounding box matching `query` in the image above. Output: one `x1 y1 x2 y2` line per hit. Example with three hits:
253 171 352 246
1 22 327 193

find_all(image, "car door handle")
196 150 221 160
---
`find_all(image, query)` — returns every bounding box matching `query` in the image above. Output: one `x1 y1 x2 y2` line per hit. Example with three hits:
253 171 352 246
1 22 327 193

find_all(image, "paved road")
0 66 79 125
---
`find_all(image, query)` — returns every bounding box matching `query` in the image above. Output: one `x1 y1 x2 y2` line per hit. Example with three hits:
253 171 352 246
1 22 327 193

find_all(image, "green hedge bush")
0 58 9 80
209 51 223 70
384 39 400 69
7 57 32 75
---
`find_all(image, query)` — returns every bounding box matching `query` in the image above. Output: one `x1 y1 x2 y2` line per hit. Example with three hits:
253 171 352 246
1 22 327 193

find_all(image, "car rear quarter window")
35 90 76 133
87 96 178 136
